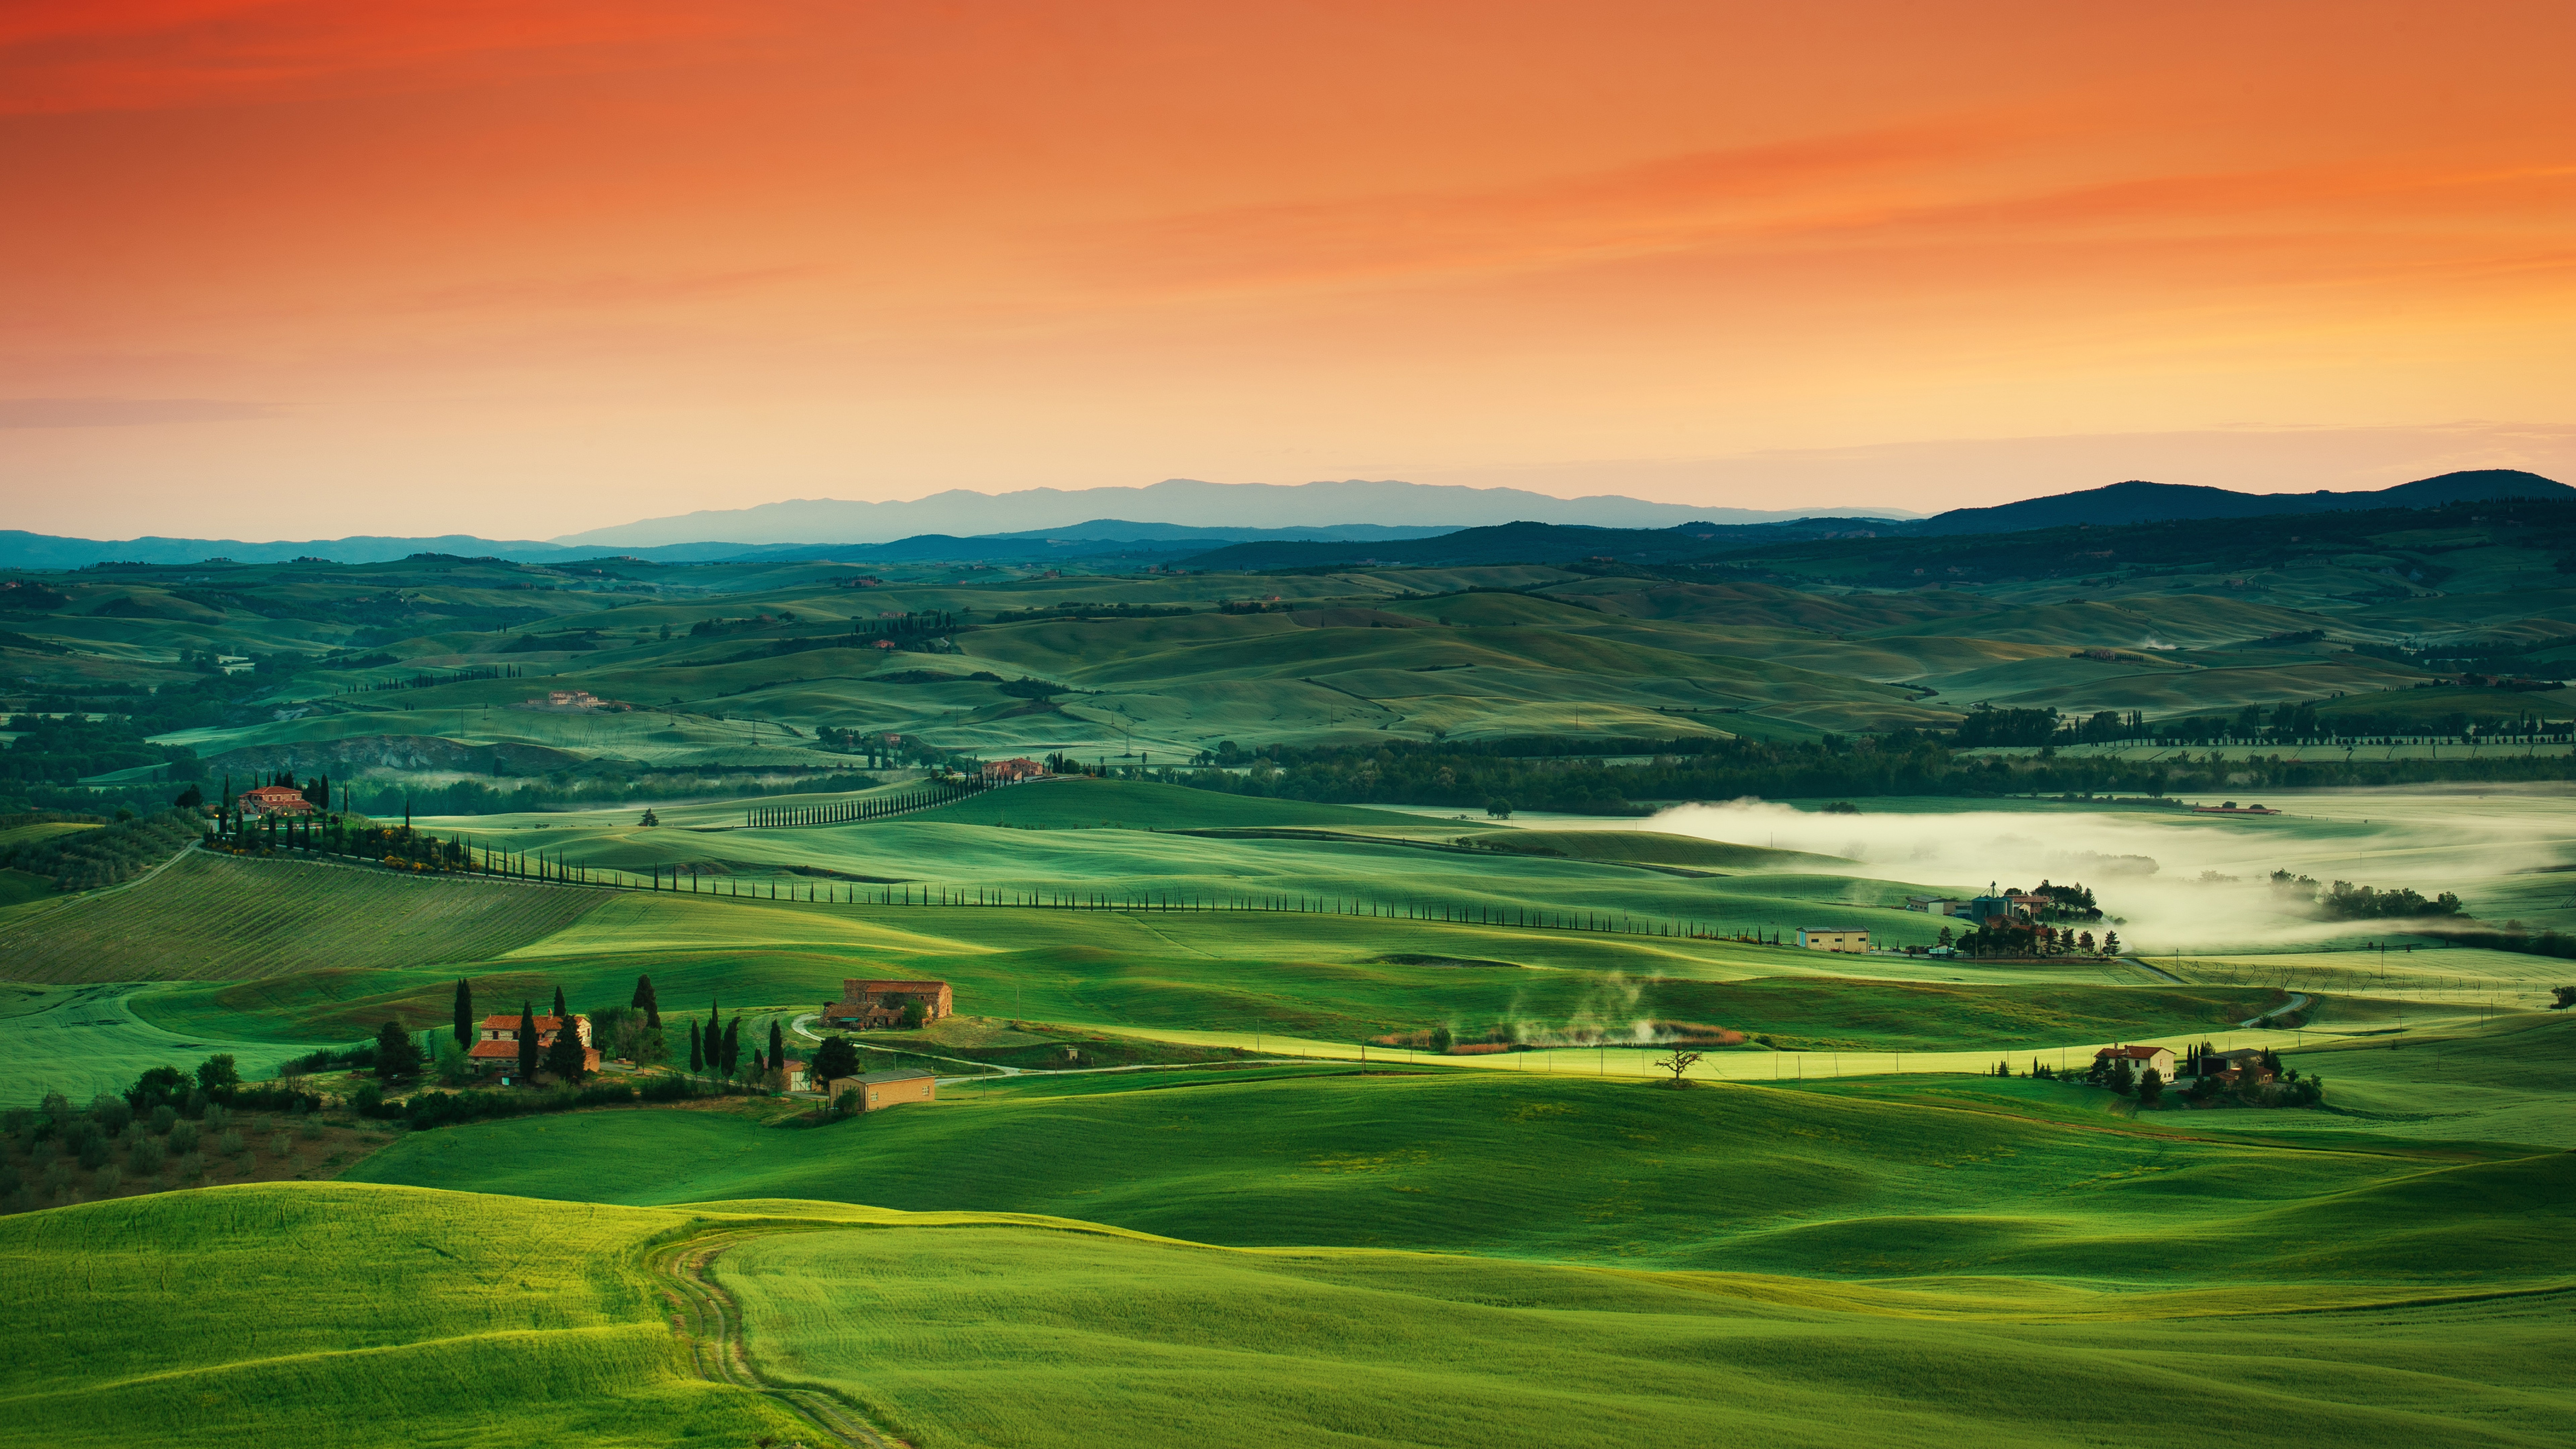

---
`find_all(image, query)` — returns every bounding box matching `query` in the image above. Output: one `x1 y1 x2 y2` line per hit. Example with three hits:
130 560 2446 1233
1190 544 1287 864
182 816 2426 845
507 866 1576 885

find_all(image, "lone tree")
633 975 660 1028
768 1019 785 1074
2552 986 2576 1010
543 1013 588 1083
2137 1067 2164 1105
375 1021 423 1080
2103 930 2122 954
638 808 659 827
452 978 474 1050
1655 1050 1703 1087
1486 798 1513 820
516 1002 540 1080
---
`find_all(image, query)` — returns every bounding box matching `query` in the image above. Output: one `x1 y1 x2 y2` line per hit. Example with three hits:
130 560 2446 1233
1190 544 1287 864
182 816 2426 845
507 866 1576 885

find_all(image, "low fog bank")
1647 799 2556 954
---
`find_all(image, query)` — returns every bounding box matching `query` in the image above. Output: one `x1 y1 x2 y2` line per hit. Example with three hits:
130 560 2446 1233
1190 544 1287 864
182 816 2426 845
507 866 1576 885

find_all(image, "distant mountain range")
0 469 2561 572
549 478 1914 547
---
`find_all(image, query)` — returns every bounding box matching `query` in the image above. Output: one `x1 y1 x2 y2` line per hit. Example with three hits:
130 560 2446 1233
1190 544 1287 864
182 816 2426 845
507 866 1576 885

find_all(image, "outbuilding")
823 1067 937 1113
1794 927 1869 952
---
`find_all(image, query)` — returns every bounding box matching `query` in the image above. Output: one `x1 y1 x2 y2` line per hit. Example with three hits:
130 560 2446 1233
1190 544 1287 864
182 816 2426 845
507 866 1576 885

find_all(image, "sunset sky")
5 1 2574 540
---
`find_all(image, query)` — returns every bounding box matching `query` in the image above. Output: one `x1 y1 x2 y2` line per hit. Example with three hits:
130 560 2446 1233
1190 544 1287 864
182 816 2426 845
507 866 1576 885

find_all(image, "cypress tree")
721 1017 741 1078
452 978 473 1049
768 1019 785 1074
632 975 659 1027
552 985 567 1019
543 1011 589 1082
515 1002 539 1080
687 1019 703 1074
706 998 720 1068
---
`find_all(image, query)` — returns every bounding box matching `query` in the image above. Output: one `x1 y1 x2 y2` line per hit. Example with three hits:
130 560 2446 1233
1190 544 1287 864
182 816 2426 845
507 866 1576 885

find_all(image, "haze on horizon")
4 1 2574 541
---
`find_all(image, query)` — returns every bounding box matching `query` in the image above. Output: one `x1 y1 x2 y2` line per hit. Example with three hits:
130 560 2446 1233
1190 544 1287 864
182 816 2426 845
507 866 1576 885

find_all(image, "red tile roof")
480 1014 566 1031
2094 1044 2168 1060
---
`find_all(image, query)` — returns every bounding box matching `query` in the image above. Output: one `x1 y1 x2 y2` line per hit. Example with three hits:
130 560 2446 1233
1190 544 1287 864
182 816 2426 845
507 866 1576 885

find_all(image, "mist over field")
1648 798 2560 953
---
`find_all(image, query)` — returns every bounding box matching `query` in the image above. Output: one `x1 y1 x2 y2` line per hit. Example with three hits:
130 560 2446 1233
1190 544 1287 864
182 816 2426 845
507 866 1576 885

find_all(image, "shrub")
88 1093 132 1136
74 1132 110 1172
127 1138 164 1177
217 1129 247 1158
165 1120 200 1155
176 1151 205 1182
93 1165 120 1195
149 1105 176 1136
269 1132 293 1160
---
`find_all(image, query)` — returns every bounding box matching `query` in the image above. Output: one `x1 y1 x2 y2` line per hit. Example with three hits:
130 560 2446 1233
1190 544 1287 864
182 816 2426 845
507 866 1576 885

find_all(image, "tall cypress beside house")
452 979 473 1049
552 985 567 1019
768 1019 785 1074
687 1019 703 1074
543 1011 588 1083
633 975 659 1028
515 1002 539 1080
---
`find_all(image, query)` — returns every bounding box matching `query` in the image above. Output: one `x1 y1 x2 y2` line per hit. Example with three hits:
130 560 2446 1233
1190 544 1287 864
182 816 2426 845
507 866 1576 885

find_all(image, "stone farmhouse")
467 1012 599 1082
821 978 954 1030
238 784 317 817
2093 1043 2176 1079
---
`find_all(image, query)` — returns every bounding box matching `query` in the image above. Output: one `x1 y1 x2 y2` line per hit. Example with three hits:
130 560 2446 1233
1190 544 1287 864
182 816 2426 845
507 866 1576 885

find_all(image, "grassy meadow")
718 1222 2574 1449
15 531 2576 1444
0 1184 805 1449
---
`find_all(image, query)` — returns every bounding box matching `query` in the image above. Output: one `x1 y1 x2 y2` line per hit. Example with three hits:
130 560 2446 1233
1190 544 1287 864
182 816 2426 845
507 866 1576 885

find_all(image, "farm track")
647 1227 906 1449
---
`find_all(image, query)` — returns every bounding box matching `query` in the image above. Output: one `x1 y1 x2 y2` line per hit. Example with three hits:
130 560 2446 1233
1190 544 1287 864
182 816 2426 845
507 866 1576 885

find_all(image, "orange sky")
4 0 2574 539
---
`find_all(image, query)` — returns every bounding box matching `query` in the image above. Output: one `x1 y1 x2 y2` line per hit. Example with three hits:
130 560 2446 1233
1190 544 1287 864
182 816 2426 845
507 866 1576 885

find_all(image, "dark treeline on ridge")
1168 733 2576 813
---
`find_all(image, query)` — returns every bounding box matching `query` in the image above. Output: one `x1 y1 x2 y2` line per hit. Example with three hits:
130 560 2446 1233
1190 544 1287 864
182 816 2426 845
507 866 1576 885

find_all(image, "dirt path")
645 1225 907 1449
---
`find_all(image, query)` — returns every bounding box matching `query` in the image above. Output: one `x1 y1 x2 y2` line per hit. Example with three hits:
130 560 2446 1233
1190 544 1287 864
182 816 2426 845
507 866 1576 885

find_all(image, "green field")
718 1221 2574 1449
0 1185 803 1449
0 850 606 982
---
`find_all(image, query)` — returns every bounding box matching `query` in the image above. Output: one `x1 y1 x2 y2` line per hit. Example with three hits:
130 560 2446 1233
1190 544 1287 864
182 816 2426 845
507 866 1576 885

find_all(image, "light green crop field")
0 981 331 1105
0 849 605 982
347 1065 2576 1276
718 1221 2574 1449
0 1184 803 1449
0 821 96 849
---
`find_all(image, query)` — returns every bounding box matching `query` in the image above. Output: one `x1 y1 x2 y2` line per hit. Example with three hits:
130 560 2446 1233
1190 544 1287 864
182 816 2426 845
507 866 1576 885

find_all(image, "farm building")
2093 1043 2176 1079
238 784 317 817
982 757 1045 781
822 1067 937 1112
467 1013 599 1081
821 978 955 1029
2185 1046 2275 1084
1794 927 1868 952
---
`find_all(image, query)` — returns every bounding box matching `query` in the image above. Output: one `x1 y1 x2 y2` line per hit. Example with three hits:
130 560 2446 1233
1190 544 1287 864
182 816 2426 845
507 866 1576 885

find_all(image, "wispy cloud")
0 397 272 427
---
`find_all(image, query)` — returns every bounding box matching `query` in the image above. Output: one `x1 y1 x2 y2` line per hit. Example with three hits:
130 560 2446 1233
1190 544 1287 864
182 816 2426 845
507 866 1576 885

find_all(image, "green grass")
0 849 606 982
348 1068 2576 1282
719 1222 2576 1449
0 1183 802 1449
0 981 336 1105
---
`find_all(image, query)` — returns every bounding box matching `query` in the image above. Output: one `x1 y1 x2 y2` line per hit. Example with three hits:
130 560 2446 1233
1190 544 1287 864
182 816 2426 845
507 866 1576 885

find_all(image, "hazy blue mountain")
551 478 1918 546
